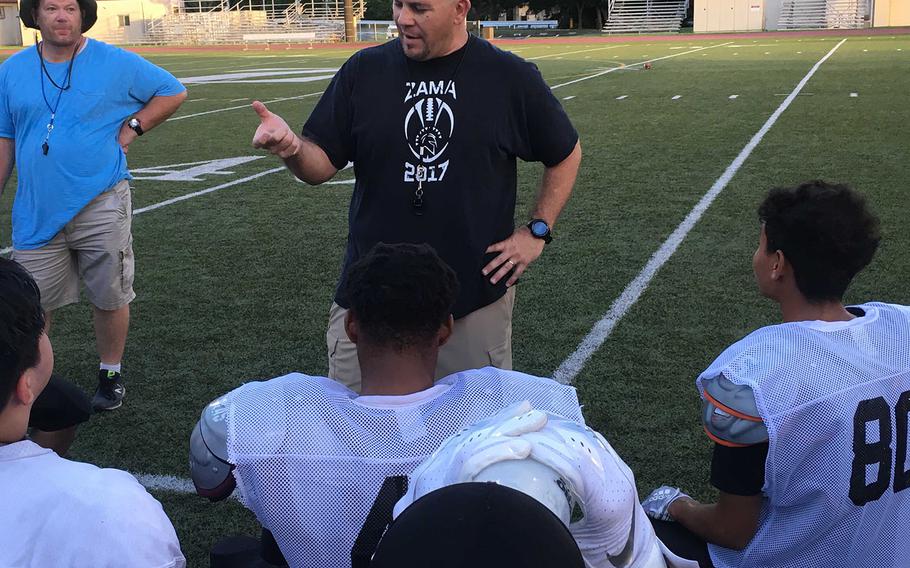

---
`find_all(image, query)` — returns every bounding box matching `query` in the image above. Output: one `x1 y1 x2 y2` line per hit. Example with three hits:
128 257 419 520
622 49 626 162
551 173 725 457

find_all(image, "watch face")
129 119 139 128
530 220 549 237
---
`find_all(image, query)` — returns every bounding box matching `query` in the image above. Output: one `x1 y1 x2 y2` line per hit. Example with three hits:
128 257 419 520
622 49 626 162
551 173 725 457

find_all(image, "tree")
363 0 392 19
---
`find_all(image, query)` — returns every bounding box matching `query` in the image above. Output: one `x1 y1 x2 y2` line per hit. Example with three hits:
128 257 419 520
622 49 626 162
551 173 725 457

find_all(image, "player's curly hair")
758 180 880 302
0 258 46 411
342 243 459 351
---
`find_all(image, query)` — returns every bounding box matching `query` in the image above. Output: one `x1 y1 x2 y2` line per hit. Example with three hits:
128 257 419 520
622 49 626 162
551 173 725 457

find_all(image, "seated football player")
0 258 185 567
392 403 699 568
189 243 585 568
642 181 910 568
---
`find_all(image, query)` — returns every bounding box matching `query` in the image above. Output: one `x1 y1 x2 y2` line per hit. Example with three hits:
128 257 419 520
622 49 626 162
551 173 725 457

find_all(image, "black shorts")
650 518 715 568
29 374 92 431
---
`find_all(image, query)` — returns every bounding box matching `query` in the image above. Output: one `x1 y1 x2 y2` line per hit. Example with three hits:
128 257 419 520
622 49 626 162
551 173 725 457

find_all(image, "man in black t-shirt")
251 0 581 392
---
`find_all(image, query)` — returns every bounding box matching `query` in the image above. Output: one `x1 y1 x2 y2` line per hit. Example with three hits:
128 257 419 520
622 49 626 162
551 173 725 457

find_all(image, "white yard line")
5 166 287 253
133 167 287 214
165 58 320 74
169 91 323 121
134 473 199 494
528 44 628 60
552 38 848 385
178 69 337 84
548 42 733 90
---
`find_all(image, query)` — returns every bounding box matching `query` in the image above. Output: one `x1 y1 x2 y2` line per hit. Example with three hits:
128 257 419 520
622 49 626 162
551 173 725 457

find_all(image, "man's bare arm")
0 137 14 198
251 100 338 185
483 140 581 286
118 92 188 153
669 491 762 550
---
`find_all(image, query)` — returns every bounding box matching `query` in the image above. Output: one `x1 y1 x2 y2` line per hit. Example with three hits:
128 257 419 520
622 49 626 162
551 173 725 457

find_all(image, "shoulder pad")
201 395 230 461
189 396 235 500
701 374 768 447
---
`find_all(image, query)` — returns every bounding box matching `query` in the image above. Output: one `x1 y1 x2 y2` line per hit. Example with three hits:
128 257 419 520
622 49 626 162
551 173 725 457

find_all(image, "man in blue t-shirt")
0 0 186 415
250 0 581 392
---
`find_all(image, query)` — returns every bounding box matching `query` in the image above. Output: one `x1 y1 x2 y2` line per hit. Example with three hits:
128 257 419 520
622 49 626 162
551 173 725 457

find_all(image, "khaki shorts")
12 180 135 312
327 287 515 393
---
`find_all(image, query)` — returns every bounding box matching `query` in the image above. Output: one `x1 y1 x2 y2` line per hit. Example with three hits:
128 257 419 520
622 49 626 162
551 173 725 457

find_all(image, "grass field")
2 31 909 566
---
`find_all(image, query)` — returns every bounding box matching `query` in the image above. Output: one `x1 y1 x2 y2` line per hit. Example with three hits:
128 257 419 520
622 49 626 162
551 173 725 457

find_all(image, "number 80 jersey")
697 302 910 568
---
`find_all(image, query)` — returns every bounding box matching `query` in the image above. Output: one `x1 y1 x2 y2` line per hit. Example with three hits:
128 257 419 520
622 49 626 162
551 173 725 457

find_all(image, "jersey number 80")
850 389 910 506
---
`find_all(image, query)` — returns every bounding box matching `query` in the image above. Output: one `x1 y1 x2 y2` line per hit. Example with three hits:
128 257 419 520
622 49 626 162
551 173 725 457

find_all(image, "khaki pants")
327 287 516 393
12 180 135 312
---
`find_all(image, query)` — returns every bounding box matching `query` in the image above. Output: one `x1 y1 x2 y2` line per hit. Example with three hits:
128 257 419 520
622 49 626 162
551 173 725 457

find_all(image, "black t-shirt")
303 36 578 318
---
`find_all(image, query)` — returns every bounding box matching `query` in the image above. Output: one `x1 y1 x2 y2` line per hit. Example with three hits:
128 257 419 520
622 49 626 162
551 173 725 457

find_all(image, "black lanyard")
404 36 471 215
37 38 81 156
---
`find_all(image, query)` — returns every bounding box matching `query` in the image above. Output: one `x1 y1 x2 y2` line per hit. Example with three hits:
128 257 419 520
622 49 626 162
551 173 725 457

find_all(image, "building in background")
694 0 910 33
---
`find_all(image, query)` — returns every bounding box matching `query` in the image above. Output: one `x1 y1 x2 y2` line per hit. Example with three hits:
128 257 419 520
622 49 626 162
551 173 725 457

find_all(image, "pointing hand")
252 100 302 159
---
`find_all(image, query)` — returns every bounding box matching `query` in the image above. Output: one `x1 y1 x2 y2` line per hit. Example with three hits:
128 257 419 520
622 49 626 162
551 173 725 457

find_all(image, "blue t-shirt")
0 39 185 249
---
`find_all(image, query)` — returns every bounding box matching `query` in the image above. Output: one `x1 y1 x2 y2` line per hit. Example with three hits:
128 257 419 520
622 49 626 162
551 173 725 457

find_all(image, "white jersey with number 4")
697 302 910 568
221 367 584 568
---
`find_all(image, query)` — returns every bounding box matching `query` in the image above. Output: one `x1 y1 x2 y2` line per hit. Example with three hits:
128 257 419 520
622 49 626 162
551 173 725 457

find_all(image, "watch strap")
129 118 144 136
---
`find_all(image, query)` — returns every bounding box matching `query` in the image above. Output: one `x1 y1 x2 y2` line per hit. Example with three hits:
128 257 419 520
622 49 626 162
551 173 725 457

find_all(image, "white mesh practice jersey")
696 302 910 568
223 367 584 568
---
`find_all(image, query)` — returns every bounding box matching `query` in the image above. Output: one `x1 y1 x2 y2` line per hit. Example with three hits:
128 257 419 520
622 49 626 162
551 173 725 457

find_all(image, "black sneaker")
92 370 125 411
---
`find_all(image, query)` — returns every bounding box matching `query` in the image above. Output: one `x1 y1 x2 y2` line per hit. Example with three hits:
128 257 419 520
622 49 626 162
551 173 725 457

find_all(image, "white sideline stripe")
133 167 286 215
616 95 628 100
528 44 628 60
563 95 576 100
134 473 198 494
179 68 337 82
169 91 323 121
198 75 335 85
548 42 732 90
1 246 10 255
552 38 848 385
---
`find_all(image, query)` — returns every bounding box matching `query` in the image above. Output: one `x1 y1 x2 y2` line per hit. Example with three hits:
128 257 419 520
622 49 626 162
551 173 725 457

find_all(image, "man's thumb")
252 100 271 121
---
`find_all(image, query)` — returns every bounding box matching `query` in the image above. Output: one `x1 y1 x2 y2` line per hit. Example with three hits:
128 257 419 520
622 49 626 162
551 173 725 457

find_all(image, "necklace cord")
36 38 81 153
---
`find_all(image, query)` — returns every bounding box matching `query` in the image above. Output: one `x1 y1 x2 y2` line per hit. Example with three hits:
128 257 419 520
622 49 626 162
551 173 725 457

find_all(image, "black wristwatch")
128 117 144 136
527 218 552 244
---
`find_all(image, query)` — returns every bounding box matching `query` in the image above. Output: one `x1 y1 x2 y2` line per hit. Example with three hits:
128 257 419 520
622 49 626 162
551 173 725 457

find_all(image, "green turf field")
2 33 909 566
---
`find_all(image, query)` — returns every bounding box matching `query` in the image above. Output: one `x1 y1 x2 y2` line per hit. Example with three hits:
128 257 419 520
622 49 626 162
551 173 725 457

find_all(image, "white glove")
642 486 689 521
524 419 636 566
393 400 549 518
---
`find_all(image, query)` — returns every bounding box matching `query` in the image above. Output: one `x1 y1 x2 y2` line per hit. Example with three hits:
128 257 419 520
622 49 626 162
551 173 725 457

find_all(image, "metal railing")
135 0 362 45
603 0 688 34
777 0 871 29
